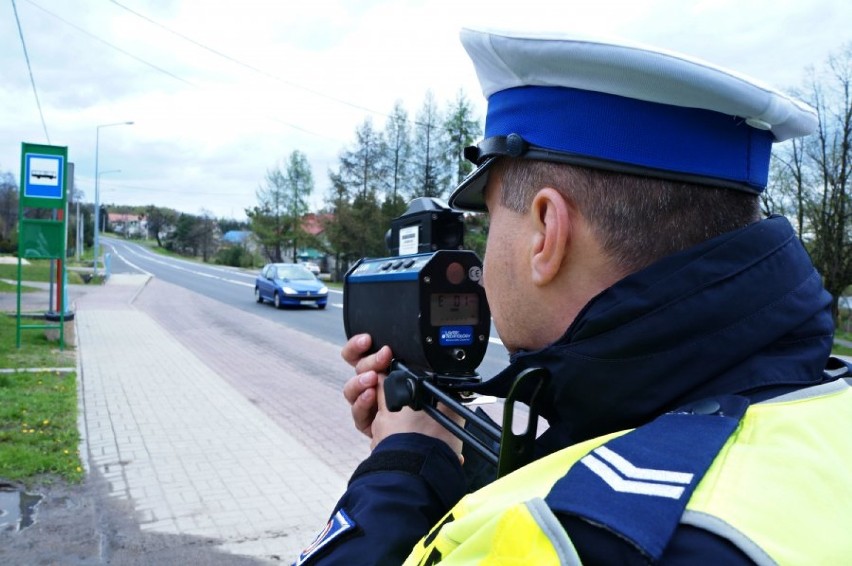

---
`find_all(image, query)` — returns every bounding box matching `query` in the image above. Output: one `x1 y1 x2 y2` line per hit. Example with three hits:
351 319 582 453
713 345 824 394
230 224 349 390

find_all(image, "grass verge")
832 332 852 357
833 344 852 356
0 313 75 370
0 312 82 485
0 372 84 484
0 259 87 285
0 280 40 293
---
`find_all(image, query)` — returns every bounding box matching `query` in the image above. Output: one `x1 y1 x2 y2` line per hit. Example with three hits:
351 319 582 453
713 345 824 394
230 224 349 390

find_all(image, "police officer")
295 28 852 565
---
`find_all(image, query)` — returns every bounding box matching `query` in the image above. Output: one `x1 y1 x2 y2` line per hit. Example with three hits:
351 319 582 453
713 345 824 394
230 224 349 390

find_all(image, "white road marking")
106 240 502 346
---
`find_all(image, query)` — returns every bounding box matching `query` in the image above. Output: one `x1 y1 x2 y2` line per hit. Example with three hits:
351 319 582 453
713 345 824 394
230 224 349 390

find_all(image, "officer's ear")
529 187 571 286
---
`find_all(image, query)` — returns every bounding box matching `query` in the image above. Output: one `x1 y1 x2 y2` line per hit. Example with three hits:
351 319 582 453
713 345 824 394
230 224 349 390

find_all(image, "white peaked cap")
449 27 818 211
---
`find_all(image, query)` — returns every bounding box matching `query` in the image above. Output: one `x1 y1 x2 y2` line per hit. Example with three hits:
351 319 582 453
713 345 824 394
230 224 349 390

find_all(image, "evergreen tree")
460 212 488 260
145 205 178 247
283 150 315 261
325 119 389 268
248 150 314 263
322 171 356 279
411 91 451 200
444 89 482 185
339 119 387 199
382 101 413 201
171 213 200 255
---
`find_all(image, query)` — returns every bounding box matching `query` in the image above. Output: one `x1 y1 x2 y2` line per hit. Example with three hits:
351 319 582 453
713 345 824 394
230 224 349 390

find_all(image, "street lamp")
94 121 133 276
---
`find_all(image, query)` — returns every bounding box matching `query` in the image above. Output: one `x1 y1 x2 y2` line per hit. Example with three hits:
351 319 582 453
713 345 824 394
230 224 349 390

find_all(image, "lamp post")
94 121 133 277
75 184 84 263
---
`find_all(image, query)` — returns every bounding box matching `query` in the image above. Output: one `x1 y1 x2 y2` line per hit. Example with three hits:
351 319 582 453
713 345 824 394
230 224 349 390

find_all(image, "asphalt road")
0 241 518 563
99 237 512 381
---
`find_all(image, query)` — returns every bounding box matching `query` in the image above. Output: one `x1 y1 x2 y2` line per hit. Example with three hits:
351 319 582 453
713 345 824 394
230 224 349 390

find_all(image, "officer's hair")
498 159 761 273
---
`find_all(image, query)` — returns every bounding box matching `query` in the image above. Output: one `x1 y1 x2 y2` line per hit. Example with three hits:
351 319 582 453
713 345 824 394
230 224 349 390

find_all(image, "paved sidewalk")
74 274 348 562
0 278 90 316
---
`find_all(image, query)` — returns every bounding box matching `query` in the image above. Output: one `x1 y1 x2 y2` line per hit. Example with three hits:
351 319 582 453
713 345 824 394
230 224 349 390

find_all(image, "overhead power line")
19 0 352 142
107 0 427 127
11 0 50 143
22 0 194 86
99 180 252 197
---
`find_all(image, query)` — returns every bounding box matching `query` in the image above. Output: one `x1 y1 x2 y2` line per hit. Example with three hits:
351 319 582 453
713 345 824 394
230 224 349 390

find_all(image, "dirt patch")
0 472 272 565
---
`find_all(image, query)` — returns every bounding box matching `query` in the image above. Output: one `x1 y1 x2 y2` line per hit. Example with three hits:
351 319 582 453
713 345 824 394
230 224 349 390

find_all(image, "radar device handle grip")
384 369 417 412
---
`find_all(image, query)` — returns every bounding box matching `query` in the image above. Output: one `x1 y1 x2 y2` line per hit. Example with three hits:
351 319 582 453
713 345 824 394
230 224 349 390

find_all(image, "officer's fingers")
351 387 377 438
341 334 372 367
344 372 379 437
343 371 378 405
354 345 392 375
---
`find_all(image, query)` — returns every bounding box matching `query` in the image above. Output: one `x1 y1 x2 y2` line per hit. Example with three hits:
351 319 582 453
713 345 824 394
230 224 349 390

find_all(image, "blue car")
255 263 328 309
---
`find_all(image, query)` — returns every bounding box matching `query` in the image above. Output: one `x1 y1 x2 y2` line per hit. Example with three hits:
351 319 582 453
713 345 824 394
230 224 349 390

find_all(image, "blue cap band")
485 86 774 191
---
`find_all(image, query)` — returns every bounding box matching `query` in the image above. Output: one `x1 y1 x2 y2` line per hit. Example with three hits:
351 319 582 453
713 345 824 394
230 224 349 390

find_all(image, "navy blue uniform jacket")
296 216 835 565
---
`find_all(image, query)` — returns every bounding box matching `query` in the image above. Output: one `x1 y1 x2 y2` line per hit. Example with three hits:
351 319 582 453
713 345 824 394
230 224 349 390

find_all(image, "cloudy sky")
3 0 851 220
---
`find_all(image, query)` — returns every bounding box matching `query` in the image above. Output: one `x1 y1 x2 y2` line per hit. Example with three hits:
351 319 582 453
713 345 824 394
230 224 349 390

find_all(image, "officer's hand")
371 374 464 462
342 334 392 438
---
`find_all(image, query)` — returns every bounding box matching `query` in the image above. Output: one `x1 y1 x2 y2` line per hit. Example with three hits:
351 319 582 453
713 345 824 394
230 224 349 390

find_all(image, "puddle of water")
0 484 43 532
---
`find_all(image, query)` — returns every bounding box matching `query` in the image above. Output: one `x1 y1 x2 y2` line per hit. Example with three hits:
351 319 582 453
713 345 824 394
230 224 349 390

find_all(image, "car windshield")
276 265 315 280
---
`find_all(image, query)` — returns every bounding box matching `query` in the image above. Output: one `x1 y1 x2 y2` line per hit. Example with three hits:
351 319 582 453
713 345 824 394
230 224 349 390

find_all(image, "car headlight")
282 286 297 295
319 286 328 294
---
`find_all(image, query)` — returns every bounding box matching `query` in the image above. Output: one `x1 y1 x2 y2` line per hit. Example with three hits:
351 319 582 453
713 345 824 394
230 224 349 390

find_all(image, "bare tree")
192 209 220 262
0 171 18 251
765 43 852 323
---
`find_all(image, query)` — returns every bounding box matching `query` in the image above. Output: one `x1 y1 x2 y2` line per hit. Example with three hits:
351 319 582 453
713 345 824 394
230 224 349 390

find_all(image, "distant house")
108 213 147 237
299 213 334 274
246 213 336 274
301 213 331 238
221 229 257 253
222 230 252 245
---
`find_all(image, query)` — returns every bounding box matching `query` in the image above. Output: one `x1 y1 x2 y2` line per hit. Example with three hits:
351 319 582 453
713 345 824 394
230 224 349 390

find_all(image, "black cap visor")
448 134 532 212
448 156 498 212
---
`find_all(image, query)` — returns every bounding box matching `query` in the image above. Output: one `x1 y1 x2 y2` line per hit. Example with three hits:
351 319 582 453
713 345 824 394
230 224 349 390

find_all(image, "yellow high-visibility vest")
405 380 852 565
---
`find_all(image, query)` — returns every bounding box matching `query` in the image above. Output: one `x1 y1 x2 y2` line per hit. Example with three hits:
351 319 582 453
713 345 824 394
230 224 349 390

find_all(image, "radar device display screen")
430 293 479 326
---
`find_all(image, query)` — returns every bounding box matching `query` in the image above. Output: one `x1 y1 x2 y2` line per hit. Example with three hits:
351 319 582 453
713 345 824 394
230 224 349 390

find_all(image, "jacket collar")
474 216 834 445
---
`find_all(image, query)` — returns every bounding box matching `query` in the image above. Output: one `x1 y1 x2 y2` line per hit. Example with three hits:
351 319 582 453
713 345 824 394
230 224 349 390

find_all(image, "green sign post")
16 142 70 349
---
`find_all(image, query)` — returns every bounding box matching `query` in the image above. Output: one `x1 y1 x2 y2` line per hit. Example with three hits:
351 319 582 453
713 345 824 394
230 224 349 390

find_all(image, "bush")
214 246 256 267
0 232 17 254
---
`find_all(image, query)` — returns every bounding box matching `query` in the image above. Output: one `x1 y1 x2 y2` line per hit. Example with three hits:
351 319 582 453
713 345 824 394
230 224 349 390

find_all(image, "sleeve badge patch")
293 509 356 565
